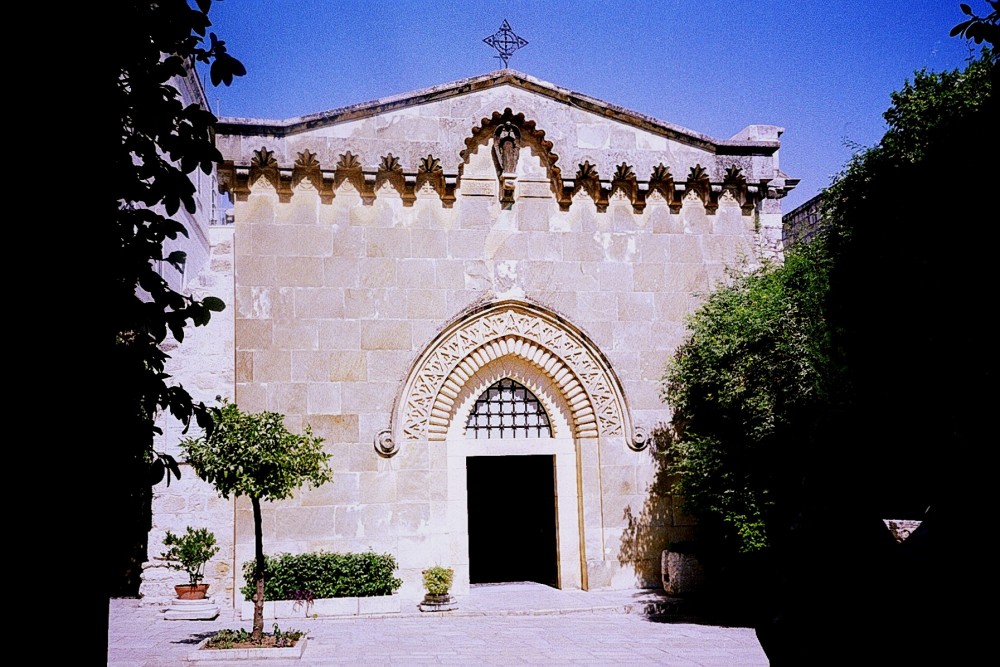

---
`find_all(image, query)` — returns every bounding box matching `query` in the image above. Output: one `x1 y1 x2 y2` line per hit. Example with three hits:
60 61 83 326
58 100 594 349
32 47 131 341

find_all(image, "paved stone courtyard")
109 584 769 666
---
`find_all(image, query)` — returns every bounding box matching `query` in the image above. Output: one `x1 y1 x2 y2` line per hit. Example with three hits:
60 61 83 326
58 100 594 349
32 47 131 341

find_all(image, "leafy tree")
180 401 333 642
662 238 845 556
950 1 999 45
663 12 996 659
111 0 244 599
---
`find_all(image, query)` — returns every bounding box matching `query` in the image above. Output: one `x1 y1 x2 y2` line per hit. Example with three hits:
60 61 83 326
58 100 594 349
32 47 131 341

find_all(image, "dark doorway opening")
466 455 558 587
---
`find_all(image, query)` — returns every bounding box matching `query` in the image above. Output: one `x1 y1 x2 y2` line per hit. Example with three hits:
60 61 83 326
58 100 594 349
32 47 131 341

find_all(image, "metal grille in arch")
465 379 552 439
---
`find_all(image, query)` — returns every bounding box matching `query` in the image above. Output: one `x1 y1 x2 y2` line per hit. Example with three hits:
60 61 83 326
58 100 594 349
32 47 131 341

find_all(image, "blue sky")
198 0 985 211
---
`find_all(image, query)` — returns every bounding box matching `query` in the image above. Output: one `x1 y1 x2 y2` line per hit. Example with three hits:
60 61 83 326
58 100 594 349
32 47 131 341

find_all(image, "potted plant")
418 565 456 612
161 526 220 600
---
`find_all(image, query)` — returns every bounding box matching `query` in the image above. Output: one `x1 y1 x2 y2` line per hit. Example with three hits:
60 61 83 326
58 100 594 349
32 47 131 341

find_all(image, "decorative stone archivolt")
389 300 634 446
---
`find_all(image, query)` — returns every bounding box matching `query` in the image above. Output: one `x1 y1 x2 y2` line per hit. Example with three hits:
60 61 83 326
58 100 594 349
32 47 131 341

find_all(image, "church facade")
141 70 796 608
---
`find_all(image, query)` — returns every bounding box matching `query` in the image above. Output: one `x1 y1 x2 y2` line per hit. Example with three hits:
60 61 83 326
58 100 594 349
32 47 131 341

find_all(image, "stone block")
276 256 324 286
367 227 411 258
322 255 362 290
391 502 431 535
274 506 337 541
293 287 345 319
347 442 379 472
433 260 465 289
327 351 367 382
251 350 291 382
237 254 276 286
397 469 432 502
411 229 448 258
318 319 361 350
290 350 330 382
632 263 665 292
328 225 366 257
576 292 618 322
361 320 411 350
360 471 398 504
301 471 358 505
238 320 273 350
310 414 359 445
397 258 436 287
266 383 308 415
577 123 610 149
235 381 264 408
600 465 637 496
240 194 276 227
617 292 656 321
344 288 407 319
341 381 397 414
449 229 488 259
407 289 447 319
252 224 332 257
365 350 413 383
358 257 397 288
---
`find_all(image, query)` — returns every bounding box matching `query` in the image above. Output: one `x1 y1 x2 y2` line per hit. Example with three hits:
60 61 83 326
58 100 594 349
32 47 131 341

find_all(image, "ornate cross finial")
483 19 527 68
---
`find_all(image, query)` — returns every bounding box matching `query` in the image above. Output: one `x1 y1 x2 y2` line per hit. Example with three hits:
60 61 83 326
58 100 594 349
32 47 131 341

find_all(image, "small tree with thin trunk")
180 400 332 641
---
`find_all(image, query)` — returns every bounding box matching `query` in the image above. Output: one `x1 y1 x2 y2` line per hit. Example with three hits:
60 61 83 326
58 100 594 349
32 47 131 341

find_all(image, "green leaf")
202 296 226 312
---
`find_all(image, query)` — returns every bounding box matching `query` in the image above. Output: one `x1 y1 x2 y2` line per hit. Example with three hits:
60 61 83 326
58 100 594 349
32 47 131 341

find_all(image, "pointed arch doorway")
389 300 635 595
464 378 558 586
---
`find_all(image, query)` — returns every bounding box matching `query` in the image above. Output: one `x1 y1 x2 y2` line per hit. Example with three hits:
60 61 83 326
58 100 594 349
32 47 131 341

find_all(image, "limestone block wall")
225 147 775 604
141 224 237 606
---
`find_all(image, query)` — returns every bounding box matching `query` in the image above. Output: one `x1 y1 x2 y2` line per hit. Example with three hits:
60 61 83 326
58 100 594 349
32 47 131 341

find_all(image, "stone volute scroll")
494 121 520 205
374 429 398 458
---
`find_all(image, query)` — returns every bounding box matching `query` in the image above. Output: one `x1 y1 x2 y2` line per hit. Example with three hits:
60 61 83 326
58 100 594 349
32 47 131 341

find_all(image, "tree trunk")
251 496 265 642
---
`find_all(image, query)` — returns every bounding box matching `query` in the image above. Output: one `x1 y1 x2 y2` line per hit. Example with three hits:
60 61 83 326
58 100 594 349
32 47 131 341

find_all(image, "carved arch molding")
383 300 638 453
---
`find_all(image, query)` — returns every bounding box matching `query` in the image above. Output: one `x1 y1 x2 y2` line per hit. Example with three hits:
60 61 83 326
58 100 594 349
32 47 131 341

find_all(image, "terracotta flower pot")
175 584 210 600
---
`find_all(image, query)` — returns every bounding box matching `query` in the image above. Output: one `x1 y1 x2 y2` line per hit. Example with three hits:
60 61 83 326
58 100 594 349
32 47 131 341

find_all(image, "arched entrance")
463 378 558 586
388 300 635 594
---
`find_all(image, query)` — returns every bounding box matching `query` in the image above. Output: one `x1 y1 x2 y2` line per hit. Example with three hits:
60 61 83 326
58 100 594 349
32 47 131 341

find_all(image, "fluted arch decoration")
390 300 633 446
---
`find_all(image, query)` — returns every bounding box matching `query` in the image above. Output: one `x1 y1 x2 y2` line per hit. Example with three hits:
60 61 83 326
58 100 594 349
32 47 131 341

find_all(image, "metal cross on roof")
483 19 528 68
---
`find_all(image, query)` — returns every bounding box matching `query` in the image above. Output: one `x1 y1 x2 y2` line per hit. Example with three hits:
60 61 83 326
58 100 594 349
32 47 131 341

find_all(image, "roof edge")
216 69 779 155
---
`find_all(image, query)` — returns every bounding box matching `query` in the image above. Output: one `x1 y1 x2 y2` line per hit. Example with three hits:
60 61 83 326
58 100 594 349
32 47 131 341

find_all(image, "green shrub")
421 565 454 595
240 550 402 600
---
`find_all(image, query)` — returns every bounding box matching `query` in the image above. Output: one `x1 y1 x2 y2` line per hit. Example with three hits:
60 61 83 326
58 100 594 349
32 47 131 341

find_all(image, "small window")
465 378 552 439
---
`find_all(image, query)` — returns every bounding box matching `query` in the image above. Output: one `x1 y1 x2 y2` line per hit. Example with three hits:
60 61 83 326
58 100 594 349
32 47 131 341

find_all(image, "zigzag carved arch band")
393 300 632 443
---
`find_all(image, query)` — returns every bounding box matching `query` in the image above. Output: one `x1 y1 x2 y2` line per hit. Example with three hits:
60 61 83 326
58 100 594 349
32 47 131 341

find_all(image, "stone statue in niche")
494 121 520 175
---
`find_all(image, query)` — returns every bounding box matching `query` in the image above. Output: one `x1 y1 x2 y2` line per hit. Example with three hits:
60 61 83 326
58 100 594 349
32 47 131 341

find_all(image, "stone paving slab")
109 584 769 666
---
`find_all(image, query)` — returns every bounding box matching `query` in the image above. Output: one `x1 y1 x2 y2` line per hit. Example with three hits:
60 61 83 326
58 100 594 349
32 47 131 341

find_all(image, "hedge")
241 550 403 600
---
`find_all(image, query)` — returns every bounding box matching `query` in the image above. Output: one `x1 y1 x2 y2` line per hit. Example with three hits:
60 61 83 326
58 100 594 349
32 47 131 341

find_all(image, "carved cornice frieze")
564 161 608 212
684 164 717 215
722 165 757 215
292 149 335 204
249 146 293 202
610 162 642 213
215 142 766 217
374 153 414 205
415 154 456 207
332 151 375 204
648 163 682 214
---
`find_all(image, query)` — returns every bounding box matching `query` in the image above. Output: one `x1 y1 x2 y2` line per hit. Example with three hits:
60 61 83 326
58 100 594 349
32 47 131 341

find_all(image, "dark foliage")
110 0 243 600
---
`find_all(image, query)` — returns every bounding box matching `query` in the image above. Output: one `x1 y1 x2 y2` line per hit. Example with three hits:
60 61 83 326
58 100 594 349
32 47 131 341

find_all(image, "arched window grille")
465 378 552 439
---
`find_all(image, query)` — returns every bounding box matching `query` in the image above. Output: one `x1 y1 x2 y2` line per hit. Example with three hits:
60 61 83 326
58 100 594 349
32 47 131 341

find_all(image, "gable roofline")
215 69 780 156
